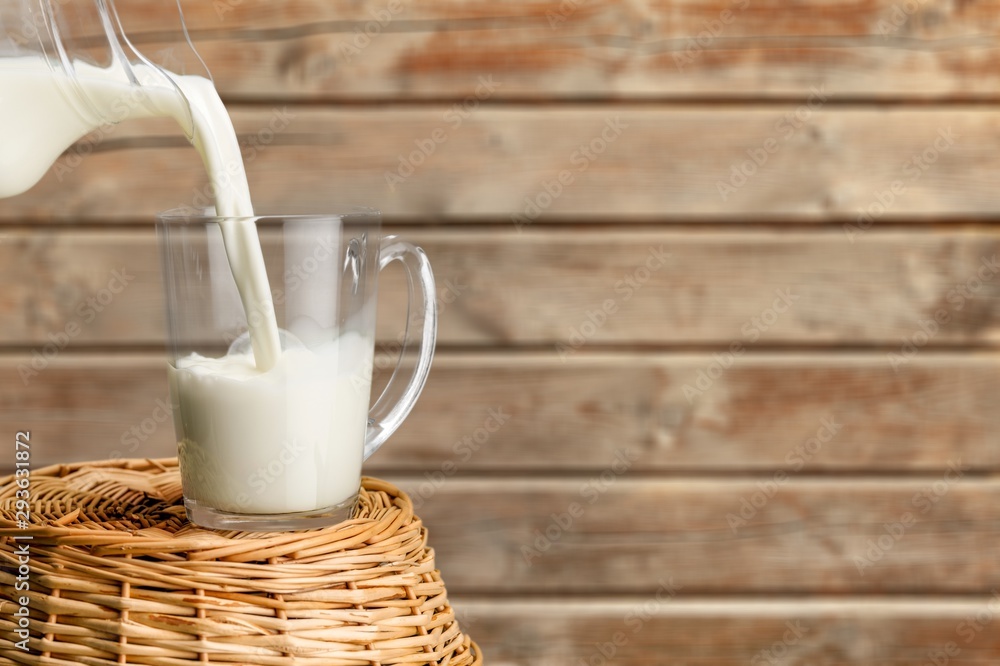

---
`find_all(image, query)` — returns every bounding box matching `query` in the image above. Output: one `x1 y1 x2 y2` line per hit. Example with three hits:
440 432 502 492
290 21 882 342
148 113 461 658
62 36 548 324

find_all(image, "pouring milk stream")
0 4 374 514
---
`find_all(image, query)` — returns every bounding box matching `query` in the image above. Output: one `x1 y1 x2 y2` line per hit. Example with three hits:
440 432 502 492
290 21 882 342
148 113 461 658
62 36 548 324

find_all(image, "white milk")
170 333 373 514
0 57 374 515
0 61 106 199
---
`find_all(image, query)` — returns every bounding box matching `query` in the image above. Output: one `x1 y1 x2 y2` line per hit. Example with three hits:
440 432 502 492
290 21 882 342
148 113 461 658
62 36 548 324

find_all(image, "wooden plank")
396 477 1000 594
1 106 997 222
452 597 1000 664
108 0 1000 100
2 352 998 471
2 228 1000 346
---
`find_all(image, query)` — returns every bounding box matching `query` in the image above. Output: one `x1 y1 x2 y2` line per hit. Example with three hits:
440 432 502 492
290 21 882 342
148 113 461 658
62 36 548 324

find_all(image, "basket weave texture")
0 458 481 665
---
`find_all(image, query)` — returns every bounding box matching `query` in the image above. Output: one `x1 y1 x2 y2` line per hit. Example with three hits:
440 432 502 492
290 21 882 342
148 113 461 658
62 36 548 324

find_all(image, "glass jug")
0 0 204 198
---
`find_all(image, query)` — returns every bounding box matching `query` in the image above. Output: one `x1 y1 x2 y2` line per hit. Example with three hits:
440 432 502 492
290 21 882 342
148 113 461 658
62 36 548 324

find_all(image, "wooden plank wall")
3 0 1000 662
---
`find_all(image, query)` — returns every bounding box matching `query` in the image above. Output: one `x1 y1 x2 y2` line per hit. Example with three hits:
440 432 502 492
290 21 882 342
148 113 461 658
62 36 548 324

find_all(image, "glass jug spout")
97 0 210 136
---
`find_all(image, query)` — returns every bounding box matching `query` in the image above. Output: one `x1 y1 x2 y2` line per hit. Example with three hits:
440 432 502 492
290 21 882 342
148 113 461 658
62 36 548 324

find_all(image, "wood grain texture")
3 228 1000 346
2 352 997 471
396 477 1000 594
106 0 1000 100
4 0 1000 661
0 106 998 222
452 597 1000 665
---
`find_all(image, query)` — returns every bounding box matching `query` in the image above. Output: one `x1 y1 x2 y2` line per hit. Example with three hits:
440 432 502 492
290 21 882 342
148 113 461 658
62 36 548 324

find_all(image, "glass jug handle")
364 237 438 460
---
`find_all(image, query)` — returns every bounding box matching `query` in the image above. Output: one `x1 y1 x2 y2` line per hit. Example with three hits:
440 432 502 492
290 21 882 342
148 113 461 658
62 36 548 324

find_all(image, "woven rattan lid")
0 458 481 665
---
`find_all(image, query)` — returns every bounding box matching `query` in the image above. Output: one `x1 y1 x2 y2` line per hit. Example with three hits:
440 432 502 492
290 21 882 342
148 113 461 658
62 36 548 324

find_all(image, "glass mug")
157 208 436 530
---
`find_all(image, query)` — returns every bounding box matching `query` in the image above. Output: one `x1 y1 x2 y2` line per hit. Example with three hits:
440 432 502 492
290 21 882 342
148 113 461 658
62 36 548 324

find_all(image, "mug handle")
364 237 438 460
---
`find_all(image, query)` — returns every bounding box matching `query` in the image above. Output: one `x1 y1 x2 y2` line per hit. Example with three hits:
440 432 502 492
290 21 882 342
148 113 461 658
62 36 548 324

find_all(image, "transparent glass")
157 209 437 531
0 0 205 197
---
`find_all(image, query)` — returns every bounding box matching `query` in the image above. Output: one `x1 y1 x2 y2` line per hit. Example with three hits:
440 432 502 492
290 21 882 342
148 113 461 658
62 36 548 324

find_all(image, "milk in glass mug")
157 208 436 530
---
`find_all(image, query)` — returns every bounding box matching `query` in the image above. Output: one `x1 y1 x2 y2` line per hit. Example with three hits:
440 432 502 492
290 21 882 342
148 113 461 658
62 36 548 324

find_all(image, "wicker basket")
0 458 481 665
